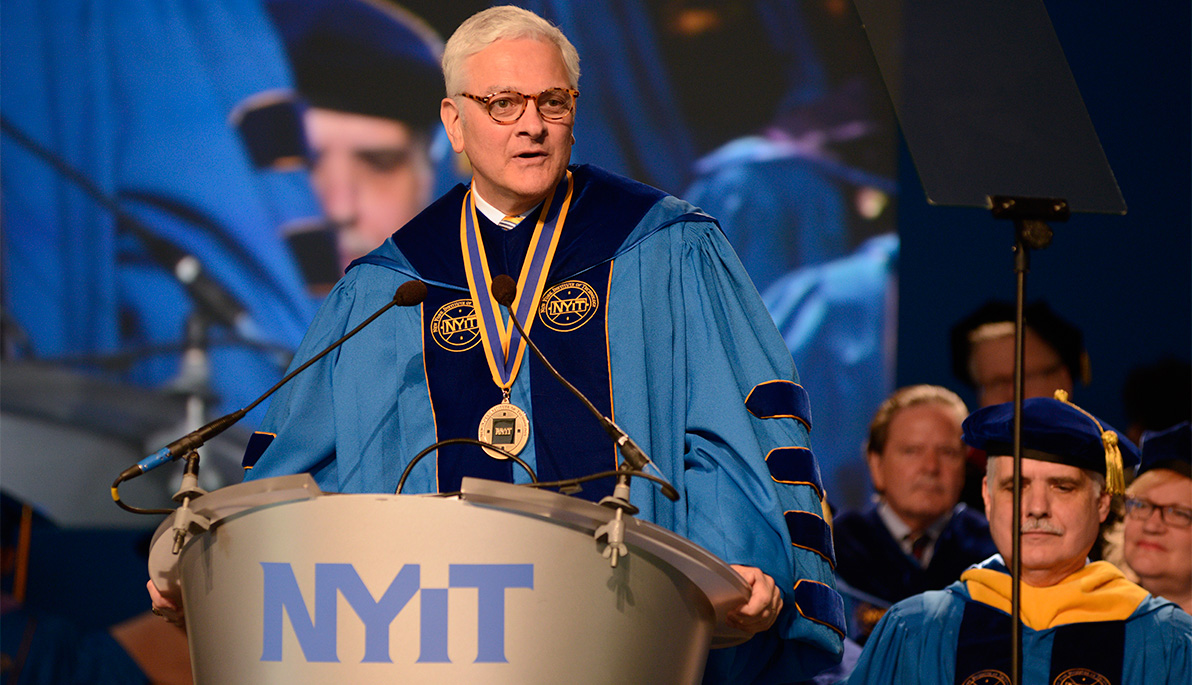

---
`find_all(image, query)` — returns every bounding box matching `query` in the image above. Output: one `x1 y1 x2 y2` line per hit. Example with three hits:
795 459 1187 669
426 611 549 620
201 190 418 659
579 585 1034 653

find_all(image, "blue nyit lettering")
260 562 533 664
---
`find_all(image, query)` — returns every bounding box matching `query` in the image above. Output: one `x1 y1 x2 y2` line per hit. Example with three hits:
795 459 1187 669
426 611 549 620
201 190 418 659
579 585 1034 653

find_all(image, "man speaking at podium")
233 6 843 681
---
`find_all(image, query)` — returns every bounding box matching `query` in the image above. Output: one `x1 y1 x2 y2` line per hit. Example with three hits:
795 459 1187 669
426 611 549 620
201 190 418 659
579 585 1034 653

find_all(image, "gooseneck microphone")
490 274 680 502
115 279 429 492
1 115 251 336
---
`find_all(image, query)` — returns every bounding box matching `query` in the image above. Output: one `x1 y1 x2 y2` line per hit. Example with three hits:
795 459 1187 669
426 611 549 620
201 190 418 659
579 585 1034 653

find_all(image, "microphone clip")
594 464 639 568
170 450 211 555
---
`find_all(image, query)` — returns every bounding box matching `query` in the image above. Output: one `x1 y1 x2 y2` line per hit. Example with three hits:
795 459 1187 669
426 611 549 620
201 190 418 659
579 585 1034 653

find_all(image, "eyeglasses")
1125 497 1192 529
458 88 579 124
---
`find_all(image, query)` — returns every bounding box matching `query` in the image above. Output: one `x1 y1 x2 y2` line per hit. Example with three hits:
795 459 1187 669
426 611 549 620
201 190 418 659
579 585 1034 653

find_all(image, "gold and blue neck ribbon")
460 171 574 393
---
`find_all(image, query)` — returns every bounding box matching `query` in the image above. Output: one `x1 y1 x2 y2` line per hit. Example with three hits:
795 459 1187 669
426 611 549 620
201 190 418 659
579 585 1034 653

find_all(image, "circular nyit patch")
1052 669 1110 685
537 280 599 332
961 670 1010 685
430 299 481 352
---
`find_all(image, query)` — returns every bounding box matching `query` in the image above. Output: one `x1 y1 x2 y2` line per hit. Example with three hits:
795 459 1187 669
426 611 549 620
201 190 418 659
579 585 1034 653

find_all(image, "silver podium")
149 476 751 684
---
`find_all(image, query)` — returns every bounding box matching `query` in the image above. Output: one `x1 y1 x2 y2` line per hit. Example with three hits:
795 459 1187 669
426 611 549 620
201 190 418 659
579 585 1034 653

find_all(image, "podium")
149 476 751 684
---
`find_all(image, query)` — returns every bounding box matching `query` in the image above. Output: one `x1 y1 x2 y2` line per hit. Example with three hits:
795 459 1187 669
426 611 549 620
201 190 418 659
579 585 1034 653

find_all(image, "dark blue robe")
833 503 996 641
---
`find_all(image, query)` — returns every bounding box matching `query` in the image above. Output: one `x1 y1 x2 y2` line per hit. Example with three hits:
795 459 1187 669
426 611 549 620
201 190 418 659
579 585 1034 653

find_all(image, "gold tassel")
1054 389 1124 494
1103 431 1125 496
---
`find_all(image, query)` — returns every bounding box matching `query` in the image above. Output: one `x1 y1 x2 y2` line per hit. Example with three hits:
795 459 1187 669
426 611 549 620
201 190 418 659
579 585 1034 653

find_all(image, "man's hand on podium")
726 565 783 635
147 579 186 631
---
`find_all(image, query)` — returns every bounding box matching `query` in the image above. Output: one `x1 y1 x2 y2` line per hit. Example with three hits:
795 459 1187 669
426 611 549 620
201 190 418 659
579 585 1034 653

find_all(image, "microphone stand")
502 296 637 565
112 280 429 519
0 115 253 334
491 276 679 567
595 465 638 567
164 311 216 549
169 451 210 554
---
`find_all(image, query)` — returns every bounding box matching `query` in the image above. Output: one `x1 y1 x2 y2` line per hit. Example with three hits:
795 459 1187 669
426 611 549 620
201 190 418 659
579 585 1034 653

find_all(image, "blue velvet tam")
264 0 444 131
1138 421 1191 478
962 392 1139 494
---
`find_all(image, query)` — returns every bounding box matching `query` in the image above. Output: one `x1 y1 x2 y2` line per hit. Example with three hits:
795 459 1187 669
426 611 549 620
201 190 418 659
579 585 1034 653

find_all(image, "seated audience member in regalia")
1122 421 1191 613
848 392 1192 685
832 385 996 642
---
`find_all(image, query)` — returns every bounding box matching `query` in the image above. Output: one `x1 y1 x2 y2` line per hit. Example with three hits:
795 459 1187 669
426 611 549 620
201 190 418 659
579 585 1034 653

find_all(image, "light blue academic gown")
245 165 844 683
848 557 1192 685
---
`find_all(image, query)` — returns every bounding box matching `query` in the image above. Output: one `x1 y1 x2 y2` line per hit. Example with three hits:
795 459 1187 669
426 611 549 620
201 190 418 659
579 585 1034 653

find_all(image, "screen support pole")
990 195 1067 685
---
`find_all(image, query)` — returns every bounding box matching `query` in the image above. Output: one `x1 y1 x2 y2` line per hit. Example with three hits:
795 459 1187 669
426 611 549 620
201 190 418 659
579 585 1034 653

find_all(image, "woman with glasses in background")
1123 421 1192 613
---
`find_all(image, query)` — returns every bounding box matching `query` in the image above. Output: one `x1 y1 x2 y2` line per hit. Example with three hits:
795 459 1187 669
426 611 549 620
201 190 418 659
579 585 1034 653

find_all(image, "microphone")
0 115 253 338
171 253 251 337
490 274 680 502
117 279 428 484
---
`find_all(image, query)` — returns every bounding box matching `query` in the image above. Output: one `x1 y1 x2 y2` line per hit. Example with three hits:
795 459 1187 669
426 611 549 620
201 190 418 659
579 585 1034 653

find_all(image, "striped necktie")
498 215 524 231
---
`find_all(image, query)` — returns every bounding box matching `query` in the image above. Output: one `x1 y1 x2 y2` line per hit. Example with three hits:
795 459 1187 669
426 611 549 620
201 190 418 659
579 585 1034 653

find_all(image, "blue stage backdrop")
1 0 901 527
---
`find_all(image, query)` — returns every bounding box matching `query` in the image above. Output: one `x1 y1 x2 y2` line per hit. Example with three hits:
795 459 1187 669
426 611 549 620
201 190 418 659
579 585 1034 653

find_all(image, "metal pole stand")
989 195 1067 685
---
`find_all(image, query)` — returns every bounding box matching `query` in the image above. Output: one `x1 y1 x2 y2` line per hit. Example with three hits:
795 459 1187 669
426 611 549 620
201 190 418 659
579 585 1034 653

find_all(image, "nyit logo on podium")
260 562 533 663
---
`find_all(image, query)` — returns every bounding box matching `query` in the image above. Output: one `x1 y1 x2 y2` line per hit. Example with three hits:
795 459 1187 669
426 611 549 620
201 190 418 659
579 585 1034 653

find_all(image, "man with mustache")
832 385 995 643
847 392 1192 684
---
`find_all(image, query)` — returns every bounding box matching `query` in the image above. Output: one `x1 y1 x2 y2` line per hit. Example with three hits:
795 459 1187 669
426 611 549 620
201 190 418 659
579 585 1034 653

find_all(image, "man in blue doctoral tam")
196 6 845 683
848 392 1192 684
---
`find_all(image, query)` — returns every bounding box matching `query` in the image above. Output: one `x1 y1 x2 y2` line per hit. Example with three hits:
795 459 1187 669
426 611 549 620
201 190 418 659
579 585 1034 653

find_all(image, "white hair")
441 5 580 96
